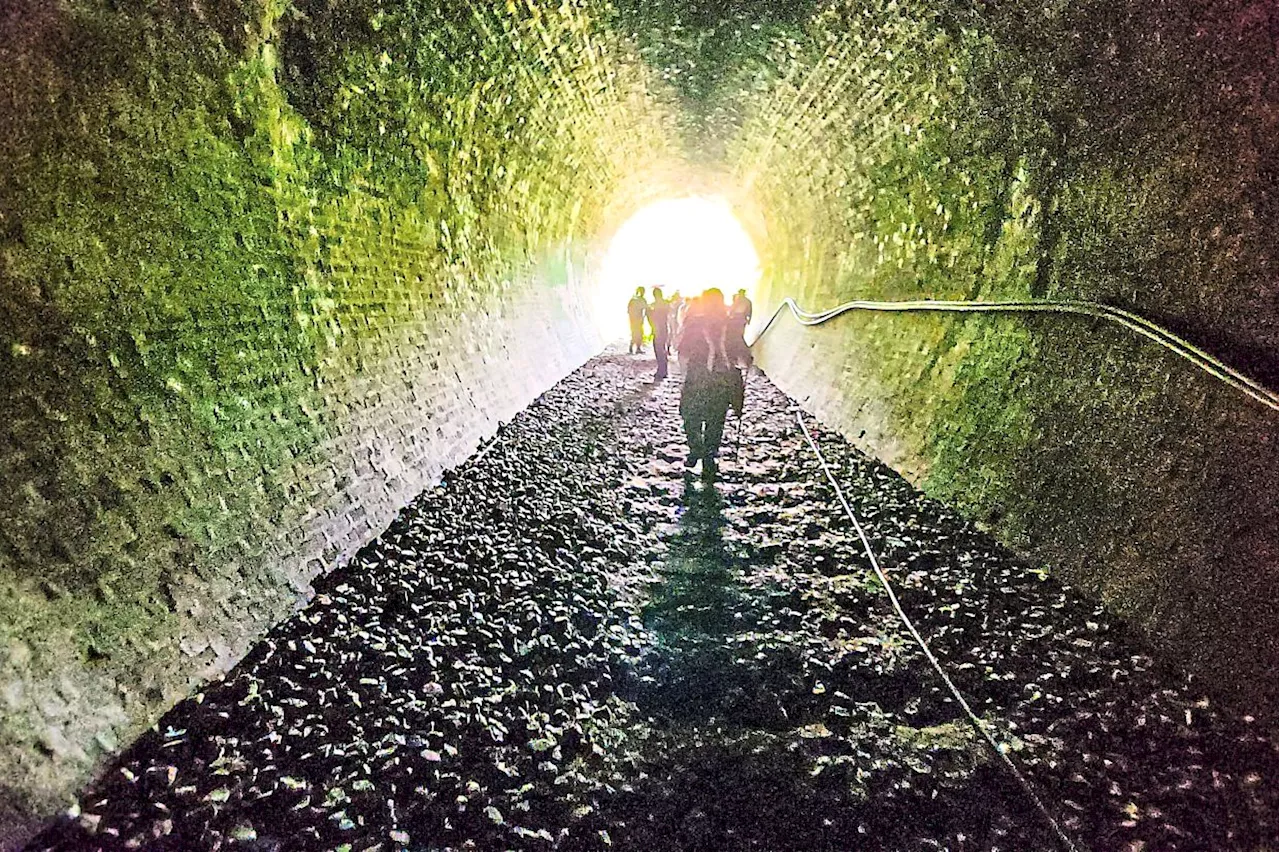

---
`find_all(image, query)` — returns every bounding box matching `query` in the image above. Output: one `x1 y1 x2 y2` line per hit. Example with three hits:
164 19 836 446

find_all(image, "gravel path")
29 353 1276 851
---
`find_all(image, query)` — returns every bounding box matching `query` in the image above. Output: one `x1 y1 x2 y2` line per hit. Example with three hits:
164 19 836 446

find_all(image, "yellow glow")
593 196 761 339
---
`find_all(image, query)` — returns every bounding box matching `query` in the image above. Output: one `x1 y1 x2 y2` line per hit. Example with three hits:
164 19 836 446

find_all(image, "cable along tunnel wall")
723 0 1277 723
0 0 681 839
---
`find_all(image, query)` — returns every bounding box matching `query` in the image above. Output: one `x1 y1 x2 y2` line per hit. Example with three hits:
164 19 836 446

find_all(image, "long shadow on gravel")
606 474 1061 851
645 478 739 638
627 477 797 730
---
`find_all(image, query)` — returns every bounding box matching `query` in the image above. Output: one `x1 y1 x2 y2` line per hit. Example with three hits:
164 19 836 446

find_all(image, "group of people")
626 286 754 478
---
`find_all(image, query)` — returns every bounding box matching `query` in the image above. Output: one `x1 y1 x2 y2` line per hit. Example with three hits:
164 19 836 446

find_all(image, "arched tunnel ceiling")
0 0 1275 842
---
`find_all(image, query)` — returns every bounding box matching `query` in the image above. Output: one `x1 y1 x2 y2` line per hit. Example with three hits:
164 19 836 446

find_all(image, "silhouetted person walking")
729 289 753 331
627 287 647 354
667 291 684 349
649 287 671 380
678 289 746 478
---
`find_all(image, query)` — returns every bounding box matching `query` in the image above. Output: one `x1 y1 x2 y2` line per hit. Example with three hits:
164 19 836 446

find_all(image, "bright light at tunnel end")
594 196 761 339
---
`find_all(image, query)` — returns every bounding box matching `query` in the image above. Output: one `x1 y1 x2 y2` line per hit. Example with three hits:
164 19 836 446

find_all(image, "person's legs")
682 412 704 466
654 335 669 379
629 321 644 353
698 403 729 479
703 402 729 460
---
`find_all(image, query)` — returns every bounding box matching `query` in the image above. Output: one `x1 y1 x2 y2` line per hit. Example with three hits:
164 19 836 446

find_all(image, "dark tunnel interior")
0 0 1276 848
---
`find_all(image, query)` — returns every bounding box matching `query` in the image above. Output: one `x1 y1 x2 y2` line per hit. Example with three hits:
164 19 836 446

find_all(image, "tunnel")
0 0 1276 848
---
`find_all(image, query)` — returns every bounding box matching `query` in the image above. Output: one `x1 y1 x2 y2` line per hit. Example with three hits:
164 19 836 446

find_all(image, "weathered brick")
0 0 678 840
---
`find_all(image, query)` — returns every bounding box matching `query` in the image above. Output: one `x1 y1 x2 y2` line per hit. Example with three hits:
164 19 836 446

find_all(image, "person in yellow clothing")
627 287 647 354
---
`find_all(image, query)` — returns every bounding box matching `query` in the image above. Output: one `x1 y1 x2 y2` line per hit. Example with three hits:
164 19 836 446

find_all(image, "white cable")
795 410 1082 852
752 297 1278 412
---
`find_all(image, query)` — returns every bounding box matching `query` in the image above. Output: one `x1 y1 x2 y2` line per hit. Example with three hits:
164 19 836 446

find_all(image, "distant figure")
678 289 747 478
627 287 647 354
648 287 671 380
730 289 753 329
667 291 684 351
726 289 754 368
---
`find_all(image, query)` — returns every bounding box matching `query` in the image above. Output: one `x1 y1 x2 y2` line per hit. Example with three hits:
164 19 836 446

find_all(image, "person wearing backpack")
677 288 747 478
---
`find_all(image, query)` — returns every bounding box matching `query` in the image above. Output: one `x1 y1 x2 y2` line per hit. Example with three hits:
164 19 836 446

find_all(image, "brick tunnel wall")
2 0 1276 842
727 1 1278 719
0 0 677 839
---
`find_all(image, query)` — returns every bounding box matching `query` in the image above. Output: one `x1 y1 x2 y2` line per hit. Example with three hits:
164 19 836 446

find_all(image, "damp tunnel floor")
26 352 1276 852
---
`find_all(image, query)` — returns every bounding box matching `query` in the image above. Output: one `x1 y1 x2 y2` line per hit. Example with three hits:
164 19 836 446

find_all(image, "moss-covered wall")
731 0 1277 718
0 0 678 838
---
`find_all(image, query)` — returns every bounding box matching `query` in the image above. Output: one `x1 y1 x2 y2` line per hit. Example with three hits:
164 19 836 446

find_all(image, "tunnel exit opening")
592 196 762 341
